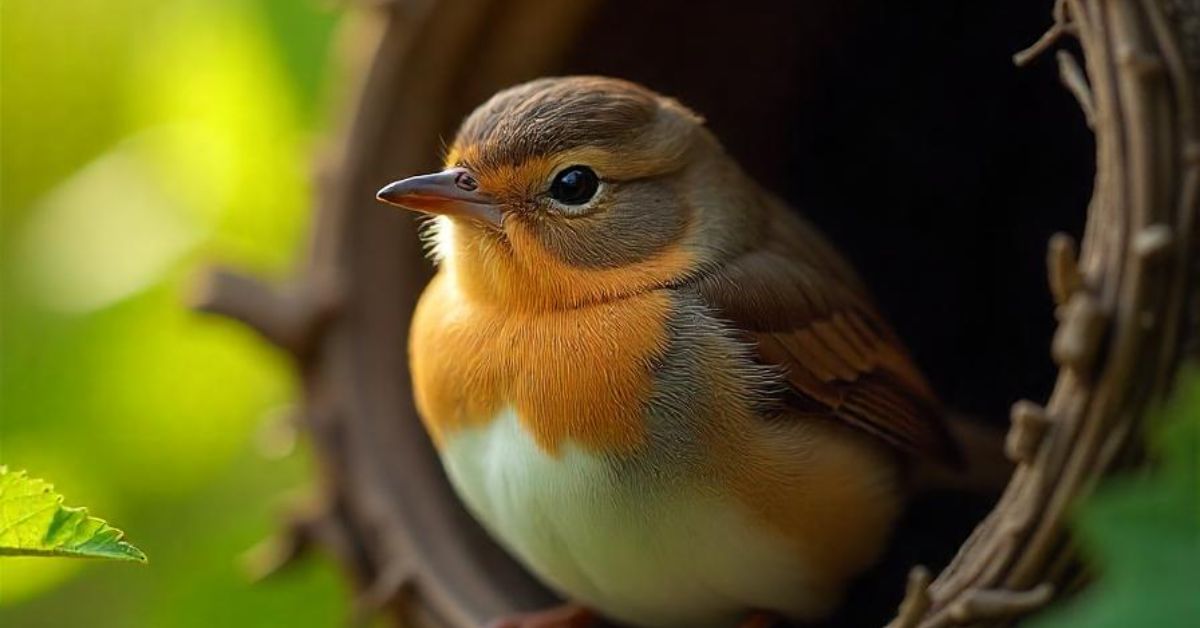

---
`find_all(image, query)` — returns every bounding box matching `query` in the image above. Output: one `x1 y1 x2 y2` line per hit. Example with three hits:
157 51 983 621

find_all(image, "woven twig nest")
197 1 1199 626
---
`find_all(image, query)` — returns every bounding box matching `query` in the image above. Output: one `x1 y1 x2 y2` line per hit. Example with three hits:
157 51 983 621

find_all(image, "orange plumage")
411 273 671 453
379 76 963 628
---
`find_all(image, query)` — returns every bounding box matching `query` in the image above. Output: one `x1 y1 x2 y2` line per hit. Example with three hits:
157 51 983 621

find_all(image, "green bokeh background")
1 1 347 625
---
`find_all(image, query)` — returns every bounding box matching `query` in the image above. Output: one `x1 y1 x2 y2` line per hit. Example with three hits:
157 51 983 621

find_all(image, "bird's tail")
912 414 1013 496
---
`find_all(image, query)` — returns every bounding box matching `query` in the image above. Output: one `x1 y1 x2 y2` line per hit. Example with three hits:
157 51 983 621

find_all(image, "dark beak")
376 168 502 228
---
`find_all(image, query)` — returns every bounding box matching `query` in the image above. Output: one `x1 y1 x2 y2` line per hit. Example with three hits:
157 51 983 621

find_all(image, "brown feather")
693 196 961 467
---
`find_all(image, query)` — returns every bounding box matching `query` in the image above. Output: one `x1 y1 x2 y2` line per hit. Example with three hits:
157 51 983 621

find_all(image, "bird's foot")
738 610 784 628
486 603 595 628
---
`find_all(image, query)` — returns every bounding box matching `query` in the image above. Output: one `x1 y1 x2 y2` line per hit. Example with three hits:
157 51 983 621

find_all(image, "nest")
197 1 1199 626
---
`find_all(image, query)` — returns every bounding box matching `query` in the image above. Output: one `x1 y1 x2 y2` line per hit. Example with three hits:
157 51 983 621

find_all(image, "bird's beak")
376 168 502 228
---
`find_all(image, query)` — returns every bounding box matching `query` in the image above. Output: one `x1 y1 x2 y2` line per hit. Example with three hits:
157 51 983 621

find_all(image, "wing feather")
693 232 960 467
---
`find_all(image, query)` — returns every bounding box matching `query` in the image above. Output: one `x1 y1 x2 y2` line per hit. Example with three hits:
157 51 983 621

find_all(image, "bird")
376 76 971 628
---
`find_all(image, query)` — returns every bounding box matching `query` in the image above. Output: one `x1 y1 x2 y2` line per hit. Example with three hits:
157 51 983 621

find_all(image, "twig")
1047 233 1083 307
192 267 343 359
946 584 1055 622
888 567 932 628
1057 51 1097 127
1013 0 1076 66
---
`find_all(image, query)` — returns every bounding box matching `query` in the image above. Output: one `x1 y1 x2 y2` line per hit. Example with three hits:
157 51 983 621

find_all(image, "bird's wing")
692 236 961 467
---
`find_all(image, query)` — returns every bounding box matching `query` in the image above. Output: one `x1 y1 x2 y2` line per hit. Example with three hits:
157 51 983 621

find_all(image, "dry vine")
890 0 1199 625
197 1 1199 626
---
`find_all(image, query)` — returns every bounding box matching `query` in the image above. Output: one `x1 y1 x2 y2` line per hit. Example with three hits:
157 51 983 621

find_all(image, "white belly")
440 408 827 628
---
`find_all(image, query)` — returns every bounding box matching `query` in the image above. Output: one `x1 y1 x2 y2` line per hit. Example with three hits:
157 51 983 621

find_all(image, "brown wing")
693 218 961 467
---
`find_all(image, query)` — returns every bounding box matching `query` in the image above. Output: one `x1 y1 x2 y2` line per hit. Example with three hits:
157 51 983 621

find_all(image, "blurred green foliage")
1033 368 1200 628
1 0 348 625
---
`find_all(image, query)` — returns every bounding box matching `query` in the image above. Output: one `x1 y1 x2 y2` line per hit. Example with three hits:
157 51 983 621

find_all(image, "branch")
192 267 342 360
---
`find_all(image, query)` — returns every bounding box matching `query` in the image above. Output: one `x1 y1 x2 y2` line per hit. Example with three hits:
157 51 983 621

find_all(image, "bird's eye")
548 166 599 206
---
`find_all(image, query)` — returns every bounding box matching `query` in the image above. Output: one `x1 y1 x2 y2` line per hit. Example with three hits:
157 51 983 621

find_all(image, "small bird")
378 77 965 628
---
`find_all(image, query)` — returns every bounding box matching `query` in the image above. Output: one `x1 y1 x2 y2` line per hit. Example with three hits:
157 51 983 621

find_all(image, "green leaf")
0 467 147 562
1031 367 1200 628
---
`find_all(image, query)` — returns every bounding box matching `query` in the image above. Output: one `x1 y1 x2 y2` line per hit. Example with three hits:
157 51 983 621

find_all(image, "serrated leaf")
0 467 147 562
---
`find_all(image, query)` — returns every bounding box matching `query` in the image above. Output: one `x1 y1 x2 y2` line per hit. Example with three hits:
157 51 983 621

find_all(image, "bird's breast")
439 405 827 628
409 272 676 454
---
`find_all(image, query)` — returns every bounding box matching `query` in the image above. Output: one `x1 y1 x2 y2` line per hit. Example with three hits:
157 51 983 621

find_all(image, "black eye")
549 166 599 206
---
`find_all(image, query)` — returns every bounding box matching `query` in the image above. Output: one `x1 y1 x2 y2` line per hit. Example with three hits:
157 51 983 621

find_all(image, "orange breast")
409 272 673 455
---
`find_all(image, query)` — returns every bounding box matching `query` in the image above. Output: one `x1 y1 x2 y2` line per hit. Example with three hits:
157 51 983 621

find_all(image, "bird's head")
377 76 761 310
